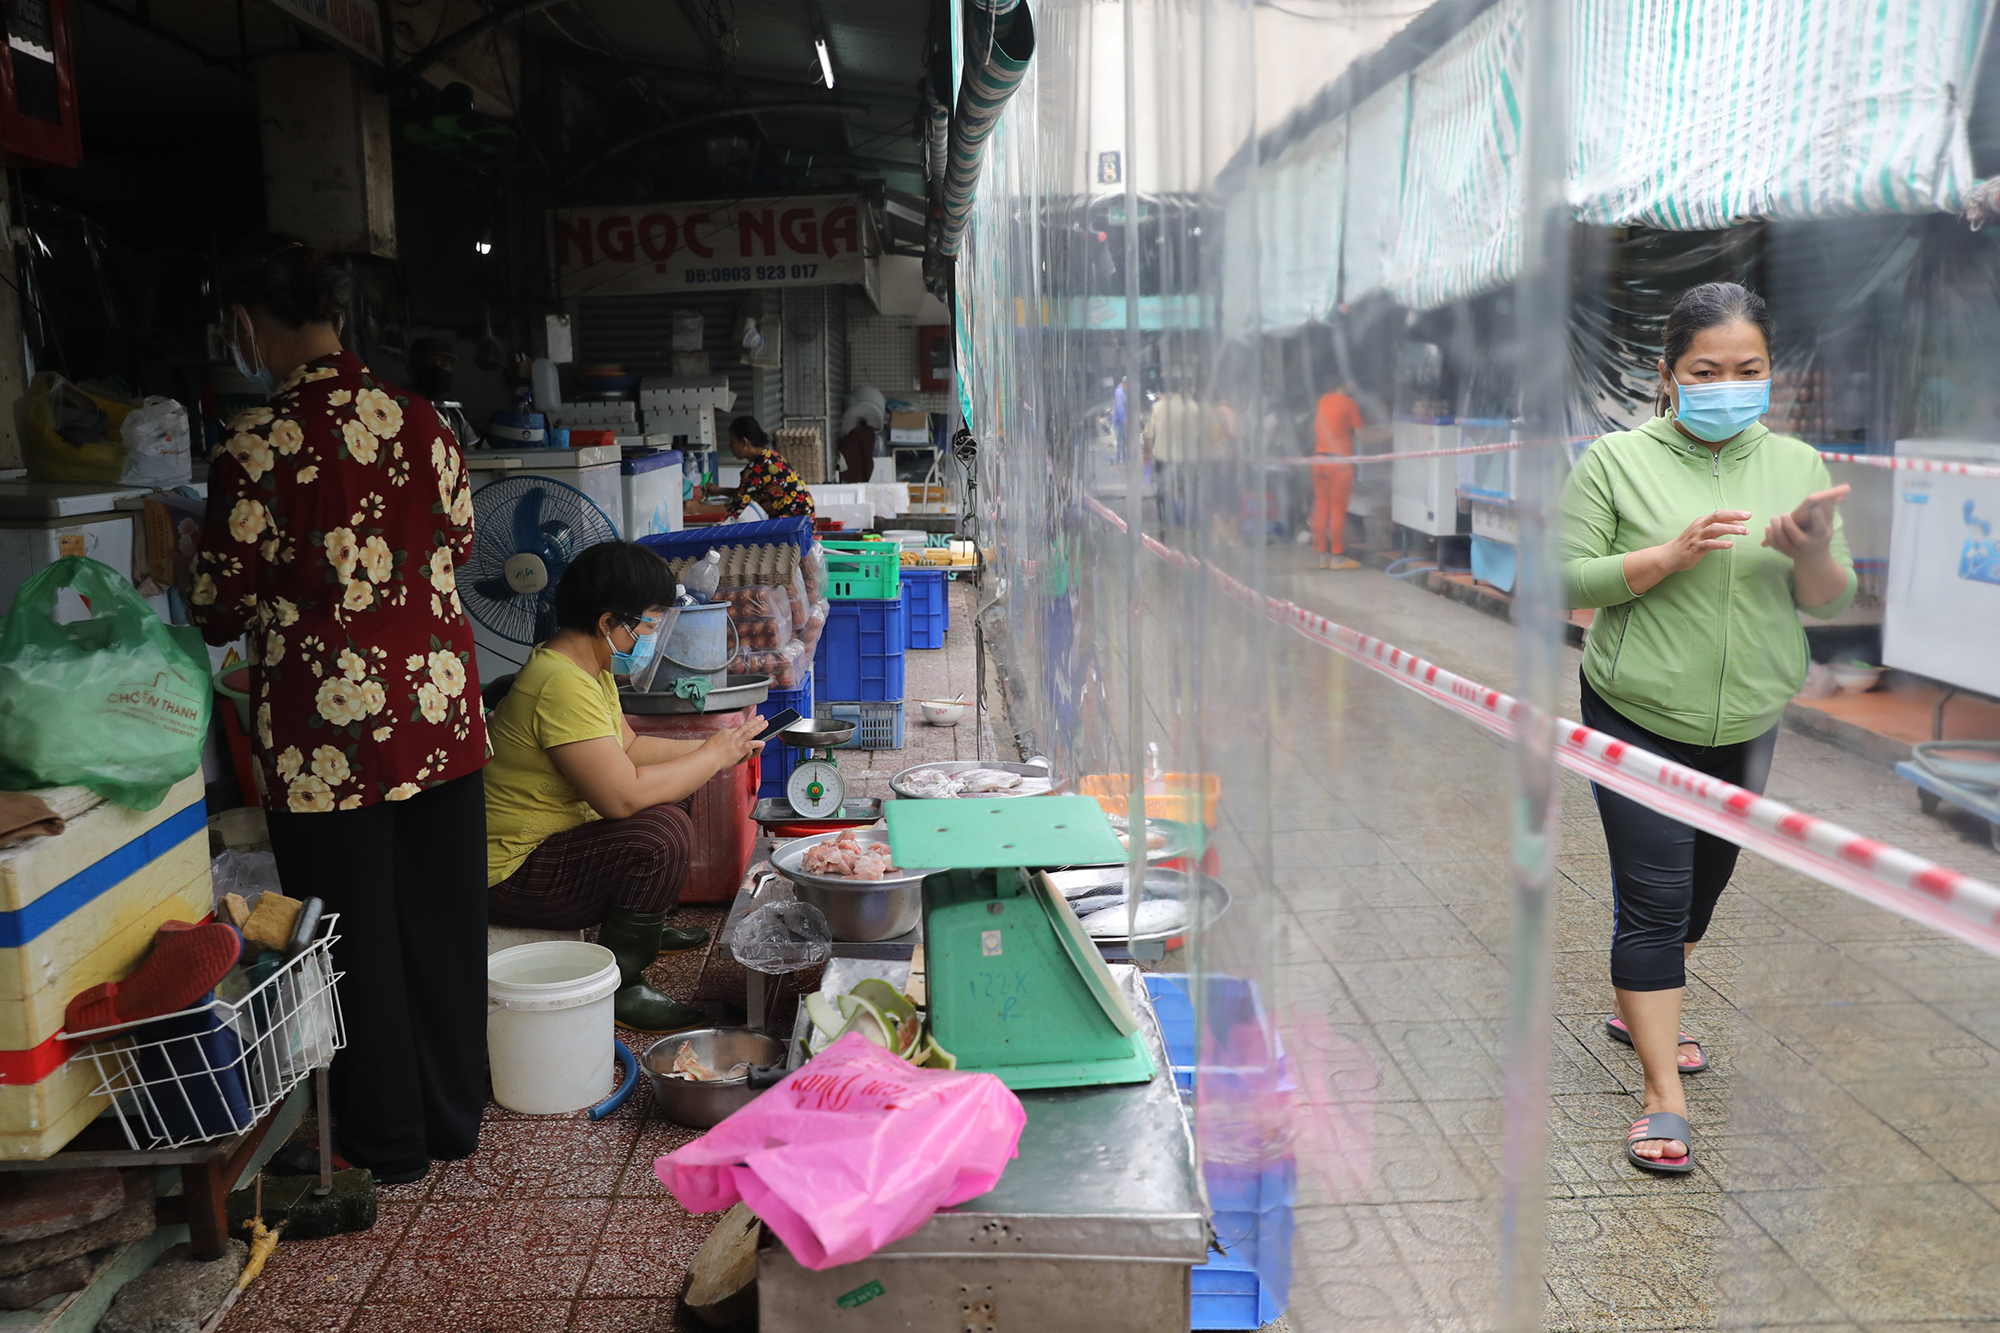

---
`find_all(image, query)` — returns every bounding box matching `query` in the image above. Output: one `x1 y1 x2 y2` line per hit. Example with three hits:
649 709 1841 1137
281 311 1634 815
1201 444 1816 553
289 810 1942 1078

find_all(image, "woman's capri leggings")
488 802 694 929
1579 674 1777 993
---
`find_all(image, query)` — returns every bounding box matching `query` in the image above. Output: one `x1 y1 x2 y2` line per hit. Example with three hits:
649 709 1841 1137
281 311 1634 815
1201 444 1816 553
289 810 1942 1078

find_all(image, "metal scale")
882 794 1156 1090
776 718 855 818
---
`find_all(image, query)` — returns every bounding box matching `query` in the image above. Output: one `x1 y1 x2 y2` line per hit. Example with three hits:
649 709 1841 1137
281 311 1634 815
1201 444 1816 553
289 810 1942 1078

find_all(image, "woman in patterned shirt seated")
483 542 764 1033
714 416 816 519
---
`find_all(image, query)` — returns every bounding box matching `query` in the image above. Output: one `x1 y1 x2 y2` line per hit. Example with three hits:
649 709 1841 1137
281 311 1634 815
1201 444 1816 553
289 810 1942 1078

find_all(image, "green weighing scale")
883 795 1156 1091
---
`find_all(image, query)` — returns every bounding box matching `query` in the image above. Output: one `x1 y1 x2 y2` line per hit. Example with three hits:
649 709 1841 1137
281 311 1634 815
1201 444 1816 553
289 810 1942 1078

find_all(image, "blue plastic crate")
902 568 948 650
821 700 905 750
813 598 906 702
635 517 816 565
1191 1264 1286 1330
755 673 812 800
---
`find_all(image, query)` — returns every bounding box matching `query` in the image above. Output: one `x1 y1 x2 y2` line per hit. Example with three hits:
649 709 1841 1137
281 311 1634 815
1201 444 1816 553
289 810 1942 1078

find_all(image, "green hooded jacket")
1561 416 1856 747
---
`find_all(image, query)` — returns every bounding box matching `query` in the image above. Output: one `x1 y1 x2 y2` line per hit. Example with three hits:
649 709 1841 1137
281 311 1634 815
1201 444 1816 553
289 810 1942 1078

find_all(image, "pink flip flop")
1604 1016 1707 1073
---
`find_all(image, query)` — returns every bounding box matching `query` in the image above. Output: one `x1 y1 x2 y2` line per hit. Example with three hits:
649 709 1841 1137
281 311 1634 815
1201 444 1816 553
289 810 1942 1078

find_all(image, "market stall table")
760 965 1205 1329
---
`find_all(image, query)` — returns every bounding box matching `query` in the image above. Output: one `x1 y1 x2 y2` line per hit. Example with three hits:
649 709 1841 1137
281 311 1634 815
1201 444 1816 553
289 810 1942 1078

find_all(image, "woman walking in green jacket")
1562 283 1855 1175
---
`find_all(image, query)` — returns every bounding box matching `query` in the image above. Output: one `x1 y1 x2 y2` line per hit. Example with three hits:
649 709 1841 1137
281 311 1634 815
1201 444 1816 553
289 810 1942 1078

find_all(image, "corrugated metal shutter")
825 286 849 424
782 286 829 445
576 291 772 419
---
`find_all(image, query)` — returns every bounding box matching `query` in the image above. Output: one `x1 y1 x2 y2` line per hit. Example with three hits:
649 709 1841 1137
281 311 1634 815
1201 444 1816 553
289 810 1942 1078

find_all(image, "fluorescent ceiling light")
814 37 833 88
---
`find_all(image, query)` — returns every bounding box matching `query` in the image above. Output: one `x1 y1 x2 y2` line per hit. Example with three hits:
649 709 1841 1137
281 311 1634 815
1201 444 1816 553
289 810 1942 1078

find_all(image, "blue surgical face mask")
608 617 661 676
230 314 279 397
1673 376 1770 443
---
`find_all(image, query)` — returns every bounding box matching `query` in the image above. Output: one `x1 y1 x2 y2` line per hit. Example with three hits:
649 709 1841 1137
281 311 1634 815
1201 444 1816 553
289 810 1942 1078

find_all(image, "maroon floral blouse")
730 450 816 518
189 351 487 812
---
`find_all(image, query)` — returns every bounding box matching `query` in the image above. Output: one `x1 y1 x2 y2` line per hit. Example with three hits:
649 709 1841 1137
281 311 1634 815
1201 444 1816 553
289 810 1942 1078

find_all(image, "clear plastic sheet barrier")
957 0 2000 1328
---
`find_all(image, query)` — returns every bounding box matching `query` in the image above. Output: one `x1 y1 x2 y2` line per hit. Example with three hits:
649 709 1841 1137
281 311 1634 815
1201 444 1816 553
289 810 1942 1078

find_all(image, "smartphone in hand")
756 708 802 741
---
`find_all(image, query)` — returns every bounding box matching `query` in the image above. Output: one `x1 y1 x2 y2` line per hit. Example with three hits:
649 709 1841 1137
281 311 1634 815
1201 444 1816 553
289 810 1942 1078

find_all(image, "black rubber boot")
598 908 706 1034
657 923 710 955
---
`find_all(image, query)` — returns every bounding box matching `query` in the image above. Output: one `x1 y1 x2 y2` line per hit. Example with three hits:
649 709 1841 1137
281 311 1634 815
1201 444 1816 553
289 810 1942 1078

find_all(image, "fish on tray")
800 831 900 880
1078 898 1189 938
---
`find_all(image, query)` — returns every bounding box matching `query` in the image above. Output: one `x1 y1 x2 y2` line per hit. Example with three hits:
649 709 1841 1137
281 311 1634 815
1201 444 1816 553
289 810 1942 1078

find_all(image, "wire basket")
63 916 347 1151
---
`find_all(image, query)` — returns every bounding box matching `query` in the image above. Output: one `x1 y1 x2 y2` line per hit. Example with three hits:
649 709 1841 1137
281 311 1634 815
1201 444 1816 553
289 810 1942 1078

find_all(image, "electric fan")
464 474 621 649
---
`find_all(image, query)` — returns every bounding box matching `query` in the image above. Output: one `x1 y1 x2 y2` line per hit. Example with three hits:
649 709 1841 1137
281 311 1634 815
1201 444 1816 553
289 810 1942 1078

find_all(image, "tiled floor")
219 581 998 1333
221 558 2000 1333
1238 545 2000 1332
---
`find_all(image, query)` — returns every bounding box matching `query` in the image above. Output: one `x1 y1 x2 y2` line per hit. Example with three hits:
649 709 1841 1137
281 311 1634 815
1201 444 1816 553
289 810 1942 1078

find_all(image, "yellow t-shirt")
483 646 623 886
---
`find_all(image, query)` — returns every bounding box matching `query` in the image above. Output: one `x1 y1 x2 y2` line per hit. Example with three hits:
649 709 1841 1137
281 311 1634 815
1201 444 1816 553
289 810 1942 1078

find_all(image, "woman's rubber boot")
657 923 710 955
598 908 706 1034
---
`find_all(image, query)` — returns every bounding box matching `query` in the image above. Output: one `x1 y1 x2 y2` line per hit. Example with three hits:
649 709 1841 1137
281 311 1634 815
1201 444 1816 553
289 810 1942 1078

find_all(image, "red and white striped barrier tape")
1257 439 2000 479
1082 494 2000 958
1268 439 1526 465
1816 450 2000 480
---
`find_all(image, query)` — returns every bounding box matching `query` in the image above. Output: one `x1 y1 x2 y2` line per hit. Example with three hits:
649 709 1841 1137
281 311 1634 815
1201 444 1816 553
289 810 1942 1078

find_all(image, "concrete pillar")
0 173 29 470
254 53 396 258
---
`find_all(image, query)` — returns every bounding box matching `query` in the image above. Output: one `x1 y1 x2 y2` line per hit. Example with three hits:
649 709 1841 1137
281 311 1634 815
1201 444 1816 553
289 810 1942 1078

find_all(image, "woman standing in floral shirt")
717 416 815 518
190 235 487 1184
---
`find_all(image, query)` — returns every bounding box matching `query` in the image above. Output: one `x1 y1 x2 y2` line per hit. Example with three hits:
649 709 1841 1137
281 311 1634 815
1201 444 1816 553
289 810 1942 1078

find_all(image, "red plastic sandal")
64 920 243 1035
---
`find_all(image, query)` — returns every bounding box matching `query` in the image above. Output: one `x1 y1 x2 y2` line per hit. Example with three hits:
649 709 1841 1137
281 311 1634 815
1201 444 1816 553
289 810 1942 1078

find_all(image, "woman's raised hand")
1762 485 1850 561
1662 509 1752 572
702 719 767 769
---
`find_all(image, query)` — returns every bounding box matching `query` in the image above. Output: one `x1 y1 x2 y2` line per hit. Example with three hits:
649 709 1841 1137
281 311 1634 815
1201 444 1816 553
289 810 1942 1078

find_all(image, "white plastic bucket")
486 941 621 1115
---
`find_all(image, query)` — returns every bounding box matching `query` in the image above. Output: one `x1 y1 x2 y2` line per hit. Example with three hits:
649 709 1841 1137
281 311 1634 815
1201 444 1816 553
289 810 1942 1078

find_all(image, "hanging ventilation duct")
934 0 1035 270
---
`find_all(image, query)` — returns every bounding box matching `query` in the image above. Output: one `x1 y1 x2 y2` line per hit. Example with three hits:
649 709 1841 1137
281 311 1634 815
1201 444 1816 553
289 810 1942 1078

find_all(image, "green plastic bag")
0 557 211 810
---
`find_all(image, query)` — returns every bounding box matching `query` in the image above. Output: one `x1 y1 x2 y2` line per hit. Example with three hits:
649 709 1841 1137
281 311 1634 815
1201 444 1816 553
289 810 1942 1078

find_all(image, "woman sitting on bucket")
483 541 764 1033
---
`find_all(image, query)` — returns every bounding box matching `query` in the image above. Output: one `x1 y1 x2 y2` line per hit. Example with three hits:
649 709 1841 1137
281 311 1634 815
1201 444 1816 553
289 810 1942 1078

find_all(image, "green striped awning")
1245 0 1992 317
1390 0 1525 311
938 0 1036 258
1571 0 1991 228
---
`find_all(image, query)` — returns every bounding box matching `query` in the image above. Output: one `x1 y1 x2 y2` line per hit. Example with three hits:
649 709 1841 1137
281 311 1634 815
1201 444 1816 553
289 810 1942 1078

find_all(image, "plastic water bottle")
683 550 721 603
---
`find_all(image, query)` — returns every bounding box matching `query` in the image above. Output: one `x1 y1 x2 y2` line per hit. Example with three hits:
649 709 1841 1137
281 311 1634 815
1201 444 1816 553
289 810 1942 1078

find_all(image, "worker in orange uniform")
1312 381 1364 570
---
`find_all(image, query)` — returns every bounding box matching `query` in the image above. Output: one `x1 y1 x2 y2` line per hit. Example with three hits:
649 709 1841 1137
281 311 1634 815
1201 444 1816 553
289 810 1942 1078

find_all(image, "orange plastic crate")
1078 772 1221 827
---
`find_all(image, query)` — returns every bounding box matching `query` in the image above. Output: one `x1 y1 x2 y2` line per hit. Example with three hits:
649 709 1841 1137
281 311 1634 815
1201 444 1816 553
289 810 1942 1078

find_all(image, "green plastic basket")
822 539 902 600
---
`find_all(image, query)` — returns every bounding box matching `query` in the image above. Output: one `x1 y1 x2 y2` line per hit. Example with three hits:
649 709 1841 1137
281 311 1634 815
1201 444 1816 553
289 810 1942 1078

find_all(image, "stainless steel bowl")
778 718 856 749
642 1028 786 1128
770 830 932 941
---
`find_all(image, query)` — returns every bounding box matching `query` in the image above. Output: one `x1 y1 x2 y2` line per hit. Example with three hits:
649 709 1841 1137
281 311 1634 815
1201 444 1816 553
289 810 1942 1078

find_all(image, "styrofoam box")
0 513 136 616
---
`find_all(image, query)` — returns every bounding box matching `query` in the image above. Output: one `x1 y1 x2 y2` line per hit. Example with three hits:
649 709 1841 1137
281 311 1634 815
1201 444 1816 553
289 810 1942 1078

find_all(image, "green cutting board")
885 794 1125 868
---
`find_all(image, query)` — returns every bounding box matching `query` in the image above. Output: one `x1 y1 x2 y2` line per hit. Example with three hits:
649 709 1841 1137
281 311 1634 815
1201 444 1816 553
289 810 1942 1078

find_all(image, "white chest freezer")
1392 417 1461 537
0 482 145 616
620 449 683 539
1882 439 2000 698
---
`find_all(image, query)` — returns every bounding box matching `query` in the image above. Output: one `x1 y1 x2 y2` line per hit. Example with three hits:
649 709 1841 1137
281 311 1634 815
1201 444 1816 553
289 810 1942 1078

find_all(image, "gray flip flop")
1604 1016 1707 1072
1626 1110 1694 1175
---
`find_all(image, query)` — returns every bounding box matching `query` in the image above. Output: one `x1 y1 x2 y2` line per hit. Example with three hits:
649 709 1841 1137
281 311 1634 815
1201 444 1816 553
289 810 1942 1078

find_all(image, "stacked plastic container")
1144 974 1295 1331
814 540 907 750
635 520 833 797
901 567 949 650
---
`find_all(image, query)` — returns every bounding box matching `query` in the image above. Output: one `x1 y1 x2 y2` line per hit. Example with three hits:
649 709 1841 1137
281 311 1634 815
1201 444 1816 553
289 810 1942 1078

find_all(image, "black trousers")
265 772 488 1174
1579 675 1776 993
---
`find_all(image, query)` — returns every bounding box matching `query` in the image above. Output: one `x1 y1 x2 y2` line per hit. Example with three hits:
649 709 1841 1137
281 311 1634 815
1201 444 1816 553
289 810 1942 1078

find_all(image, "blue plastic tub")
755 673 813 800
902 568 948 650
813 598 906 703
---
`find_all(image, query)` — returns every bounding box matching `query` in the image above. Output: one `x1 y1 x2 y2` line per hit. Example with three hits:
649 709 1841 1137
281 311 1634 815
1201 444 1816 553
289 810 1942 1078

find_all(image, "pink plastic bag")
655 1032 1027 1270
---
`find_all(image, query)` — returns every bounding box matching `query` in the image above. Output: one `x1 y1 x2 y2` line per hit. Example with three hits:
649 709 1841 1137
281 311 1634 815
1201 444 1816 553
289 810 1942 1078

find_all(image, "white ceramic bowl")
919 700 969 726
1828 664 1884 693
